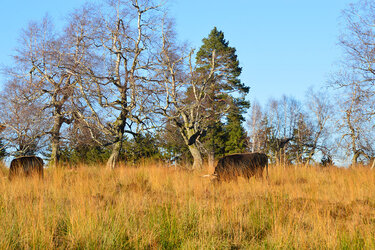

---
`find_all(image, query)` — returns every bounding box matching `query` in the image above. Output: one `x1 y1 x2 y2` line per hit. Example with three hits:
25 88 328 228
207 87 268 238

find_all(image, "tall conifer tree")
195 27 249 163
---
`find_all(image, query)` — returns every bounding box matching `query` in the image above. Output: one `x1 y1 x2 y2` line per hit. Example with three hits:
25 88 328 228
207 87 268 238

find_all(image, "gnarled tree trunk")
106 140 123 169
188 143 203 170
106 110 126 169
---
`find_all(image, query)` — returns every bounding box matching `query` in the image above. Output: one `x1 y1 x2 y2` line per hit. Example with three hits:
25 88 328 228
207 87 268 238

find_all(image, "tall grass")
0 163 374 249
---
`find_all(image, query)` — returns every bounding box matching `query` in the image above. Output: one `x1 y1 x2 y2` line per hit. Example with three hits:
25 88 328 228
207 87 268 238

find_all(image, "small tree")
264 96 300 165
289 113 314 164
247 101 268 153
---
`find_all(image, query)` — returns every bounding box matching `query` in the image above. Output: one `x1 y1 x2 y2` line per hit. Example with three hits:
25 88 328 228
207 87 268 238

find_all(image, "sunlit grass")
0 162 374 248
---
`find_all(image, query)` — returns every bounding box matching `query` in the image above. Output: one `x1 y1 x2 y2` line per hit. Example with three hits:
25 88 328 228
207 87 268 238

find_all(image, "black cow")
9 156 44 180
213 153 268 182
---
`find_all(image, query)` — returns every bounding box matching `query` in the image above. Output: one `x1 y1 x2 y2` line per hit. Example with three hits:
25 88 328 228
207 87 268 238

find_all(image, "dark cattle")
9 156 44 180
213 153 268 182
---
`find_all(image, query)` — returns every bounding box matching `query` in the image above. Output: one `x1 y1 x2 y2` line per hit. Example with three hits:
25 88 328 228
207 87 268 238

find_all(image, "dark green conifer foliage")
195 27 249 156
60 145 111 166
206 120 228 158
225 105 248 154
196 27 248 94
123 133 162 164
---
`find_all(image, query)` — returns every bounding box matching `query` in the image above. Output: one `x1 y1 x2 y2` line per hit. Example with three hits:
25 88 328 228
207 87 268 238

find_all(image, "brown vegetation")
0 163 373 248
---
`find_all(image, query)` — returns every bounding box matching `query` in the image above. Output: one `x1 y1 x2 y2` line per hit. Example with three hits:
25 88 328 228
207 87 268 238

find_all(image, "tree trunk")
208 126 216 169
50 115 63 167
352 151 360 167
177 119 204 170
106 140 123 169
304 150 315 168
106 104 127 169
188 144 203 170
50 138 60 168
208 150 215 169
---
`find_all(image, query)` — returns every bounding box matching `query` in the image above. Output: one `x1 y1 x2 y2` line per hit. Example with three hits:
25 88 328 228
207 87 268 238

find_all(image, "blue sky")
0 0 354 106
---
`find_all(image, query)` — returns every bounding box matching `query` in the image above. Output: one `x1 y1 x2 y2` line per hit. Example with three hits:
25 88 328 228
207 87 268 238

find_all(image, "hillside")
0 164 374 249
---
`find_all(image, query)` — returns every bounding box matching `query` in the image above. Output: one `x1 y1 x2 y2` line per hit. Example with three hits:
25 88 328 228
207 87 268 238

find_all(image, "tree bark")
50 137 60 167
188 144 203 170
50 113 64 167
174 114 205 170
208 151 215 169
106 107 126 169
106 139 123 169
352 151 360 166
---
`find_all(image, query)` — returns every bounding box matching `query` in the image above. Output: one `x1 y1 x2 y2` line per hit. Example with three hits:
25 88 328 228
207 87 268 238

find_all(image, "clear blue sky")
0 0 354 106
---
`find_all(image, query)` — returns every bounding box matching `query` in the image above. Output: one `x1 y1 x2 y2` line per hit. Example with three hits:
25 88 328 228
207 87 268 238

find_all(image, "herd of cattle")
7 153 269 181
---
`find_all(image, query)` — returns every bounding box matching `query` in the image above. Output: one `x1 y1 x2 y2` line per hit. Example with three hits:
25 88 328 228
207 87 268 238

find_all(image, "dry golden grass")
0 163 374 249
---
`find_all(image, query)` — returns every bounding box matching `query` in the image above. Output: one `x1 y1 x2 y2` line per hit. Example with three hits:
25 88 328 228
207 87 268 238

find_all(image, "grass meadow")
0 161 374 249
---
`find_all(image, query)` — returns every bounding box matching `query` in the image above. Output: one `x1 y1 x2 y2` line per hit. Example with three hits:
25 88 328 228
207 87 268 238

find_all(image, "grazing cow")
213 153 268 182
9 156 44 180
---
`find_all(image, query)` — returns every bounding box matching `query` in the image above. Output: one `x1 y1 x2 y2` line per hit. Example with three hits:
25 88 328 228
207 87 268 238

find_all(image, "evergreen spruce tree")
225 105 248 154
206 120 227 158
195 27 249 163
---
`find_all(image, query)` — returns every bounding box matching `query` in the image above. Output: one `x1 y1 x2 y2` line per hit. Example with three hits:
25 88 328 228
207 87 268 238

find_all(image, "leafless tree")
71 0 166 169
265 96 300 164
0 78 49 156
247 93 334 166
331 0 375 166
334 77 374 165
303 87 334 165
153 20 233 170
3 14 91 166
247 100 264 153
338 0 375 108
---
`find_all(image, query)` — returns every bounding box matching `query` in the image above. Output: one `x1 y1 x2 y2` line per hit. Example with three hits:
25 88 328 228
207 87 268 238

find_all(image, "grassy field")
0 162 374 249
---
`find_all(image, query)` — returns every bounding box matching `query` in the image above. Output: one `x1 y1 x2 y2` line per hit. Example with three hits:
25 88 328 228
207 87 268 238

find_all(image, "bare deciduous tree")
154 22 226 169
72 0 165 169
331 0 375 166
247 94 332 166
3 14 90 166
265 96 300 165
335 78 374 165
247 100 264 153
0 78 49 156
303 88 334 165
